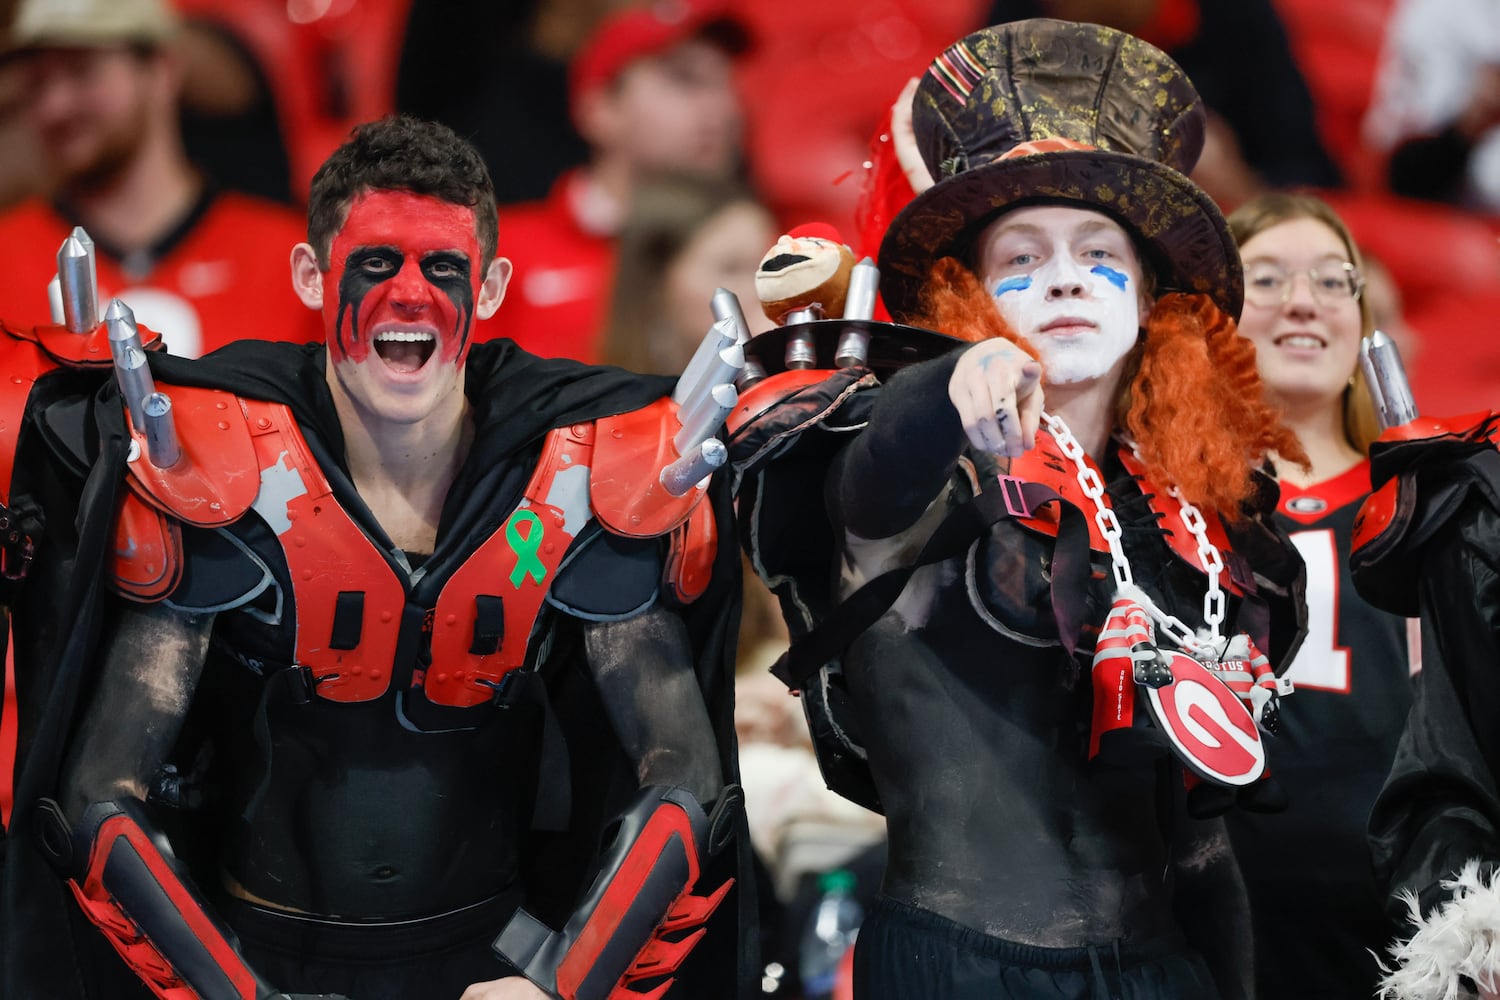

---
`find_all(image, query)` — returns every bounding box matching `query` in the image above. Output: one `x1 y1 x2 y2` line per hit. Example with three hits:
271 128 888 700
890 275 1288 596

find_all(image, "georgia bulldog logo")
1142 651 1266 786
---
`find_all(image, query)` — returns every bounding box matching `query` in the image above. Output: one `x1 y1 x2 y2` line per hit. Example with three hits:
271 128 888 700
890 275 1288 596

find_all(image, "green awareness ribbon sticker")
506 509 547 588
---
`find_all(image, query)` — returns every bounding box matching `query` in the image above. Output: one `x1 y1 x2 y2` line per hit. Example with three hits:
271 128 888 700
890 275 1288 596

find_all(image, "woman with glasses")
1223 191 1416 999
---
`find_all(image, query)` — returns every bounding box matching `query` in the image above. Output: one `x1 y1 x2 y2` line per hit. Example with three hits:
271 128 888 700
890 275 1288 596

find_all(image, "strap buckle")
995 474 1032 518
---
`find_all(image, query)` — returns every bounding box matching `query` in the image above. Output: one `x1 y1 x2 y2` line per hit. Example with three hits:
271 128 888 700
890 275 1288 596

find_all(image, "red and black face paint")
323 192 484 371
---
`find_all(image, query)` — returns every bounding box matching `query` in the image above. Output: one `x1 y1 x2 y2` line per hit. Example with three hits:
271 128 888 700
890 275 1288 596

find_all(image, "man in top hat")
733 19 1308 998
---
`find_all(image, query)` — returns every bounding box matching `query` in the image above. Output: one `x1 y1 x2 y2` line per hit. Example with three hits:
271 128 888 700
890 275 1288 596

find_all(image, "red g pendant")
1142 651 1267 786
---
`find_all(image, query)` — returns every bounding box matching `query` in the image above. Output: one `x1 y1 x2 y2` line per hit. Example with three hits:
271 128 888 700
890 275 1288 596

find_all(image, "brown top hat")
877 19 1241 322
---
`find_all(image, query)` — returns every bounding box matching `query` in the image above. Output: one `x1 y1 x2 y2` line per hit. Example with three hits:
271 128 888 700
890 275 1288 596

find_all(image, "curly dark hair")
306 115 498 269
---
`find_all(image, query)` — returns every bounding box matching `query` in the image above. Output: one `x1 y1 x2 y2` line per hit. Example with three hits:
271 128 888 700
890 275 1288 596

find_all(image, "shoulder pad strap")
124 384 259 527
1007 434 1107 551
592 397 706 539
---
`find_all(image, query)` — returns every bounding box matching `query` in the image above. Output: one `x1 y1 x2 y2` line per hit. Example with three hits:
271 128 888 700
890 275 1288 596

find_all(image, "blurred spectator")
731 0 983 239
1267 0 1395 191
483 0 750 362
600 173 774 374
0 0 321 355
172 9 293 204
174 0 412 203
1365 0 1500 213
984 0 1342 210
397 0 601 207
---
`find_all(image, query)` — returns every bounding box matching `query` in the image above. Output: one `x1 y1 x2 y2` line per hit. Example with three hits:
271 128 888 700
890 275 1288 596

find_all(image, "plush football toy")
754 223 857 325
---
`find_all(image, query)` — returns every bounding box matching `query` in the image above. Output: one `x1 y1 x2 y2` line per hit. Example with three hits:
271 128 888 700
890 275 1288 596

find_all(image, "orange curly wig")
912 257 1305 521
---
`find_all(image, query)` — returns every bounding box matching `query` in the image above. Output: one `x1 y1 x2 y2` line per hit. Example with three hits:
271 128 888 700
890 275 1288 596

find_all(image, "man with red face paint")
7 117 750 1000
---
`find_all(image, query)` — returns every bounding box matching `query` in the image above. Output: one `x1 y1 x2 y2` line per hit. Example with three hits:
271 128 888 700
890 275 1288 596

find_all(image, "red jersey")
480 171 614 363
0 192 322 357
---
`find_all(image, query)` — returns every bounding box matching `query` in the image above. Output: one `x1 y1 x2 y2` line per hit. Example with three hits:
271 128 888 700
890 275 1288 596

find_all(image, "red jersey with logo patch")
481 171 613 364
0 192 322 357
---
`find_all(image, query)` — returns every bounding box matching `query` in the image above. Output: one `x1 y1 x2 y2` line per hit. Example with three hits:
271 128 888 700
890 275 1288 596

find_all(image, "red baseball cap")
569 0 751 104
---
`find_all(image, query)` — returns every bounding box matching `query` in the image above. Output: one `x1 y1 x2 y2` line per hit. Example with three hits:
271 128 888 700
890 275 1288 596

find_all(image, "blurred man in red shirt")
0 0 322 358
486 0 749 363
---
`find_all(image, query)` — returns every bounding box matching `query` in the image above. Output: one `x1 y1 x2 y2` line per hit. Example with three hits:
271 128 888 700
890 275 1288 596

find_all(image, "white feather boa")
1379 860 1500 1000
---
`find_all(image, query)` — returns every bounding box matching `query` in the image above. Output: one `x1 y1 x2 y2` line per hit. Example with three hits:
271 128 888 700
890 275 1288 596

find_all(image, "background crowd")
0 0 1495 997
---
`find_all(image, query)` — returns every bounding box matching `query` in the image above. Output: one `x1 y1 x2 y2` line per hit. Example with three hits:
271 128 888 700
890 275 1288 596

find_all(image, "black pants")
853 897 1220 1000
225 890 523 1000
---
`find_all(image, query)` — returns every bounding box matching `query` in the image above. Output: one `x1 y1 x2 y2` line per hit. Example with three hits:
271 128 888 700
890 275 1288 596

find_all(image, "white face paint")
975 205 1150 385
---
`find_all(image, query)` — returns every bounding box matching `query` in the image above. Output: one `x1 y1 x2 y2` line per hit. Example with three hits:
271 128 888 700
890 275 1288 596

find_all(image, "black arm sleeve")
829 349 969 540
1369 496 1500 918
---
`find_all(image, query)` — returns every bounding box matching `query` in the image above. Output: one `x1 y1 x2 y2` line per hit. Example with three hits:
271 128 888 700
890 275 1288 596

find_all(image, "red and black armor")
109 385 720 709
494 786 733 1000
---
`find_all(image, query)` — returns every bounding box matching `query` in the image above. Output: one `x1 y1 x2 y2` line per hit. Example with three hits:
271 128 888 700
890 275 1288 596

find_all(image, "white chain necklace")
1039 411 1227 660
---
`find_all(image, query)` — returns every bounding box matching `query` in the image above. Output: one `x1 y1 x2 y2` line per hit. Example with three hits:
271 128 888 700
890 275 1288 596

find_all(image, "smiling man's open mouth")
373 330 436 373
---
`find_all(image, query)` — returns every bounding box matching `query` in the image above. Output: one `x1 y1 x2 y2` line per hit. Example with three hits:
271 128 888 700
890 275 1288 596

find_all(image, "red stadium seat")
1272 0 1396 190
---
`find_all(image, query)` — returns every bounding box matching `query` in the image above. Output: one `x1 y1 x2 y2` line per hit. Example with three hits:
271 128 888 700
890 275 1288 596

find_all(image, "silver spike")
784 328 817 369
660 438 728 497
70 226 97 302
106 299 154 430
47 274 63 324
843 257 879 321
677 342 745 419
1359 330 1417 429
673 317 737 405
675 386 738 455
834 257 879 368
142 392 182 469
674 383 738 455
835 326 871 369
710 287 751 345
57 236 98 332
737 357 769 389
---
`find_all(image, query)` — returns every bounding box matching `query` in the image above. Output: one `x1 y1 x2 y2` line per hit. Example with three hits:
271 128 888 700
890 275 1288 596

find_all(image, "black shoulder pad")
164 526 278 616
547 523 661 620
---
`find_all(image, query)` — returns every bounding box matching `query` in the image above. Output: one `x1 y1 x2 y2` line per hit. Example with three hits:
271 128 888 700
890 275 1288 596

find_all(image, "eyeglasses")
1243 261 1364 308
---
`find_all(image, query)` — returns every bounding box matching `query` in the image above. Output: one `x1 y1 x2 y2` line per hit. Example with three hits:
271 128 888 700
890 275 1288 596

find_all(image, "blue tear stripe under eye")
1091 265 1129 291
993 276 1032 296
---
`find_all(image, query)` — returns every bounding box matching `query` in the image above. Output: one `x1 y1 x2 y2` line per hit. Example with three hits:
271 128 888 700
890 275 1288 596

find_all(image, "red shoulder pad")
665 497 718 604
592 397 706 539
110 492 184 602
123 384 259 527
2 318 163 369
725 368 840 437
1352 477 1407 560
1378 412 1499 444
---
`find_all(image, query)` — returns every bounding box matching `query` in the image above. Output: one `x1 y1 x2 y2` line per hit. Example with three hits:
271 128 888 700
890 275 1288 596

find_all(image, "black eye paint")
334 248 403 358
422 251 475 353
